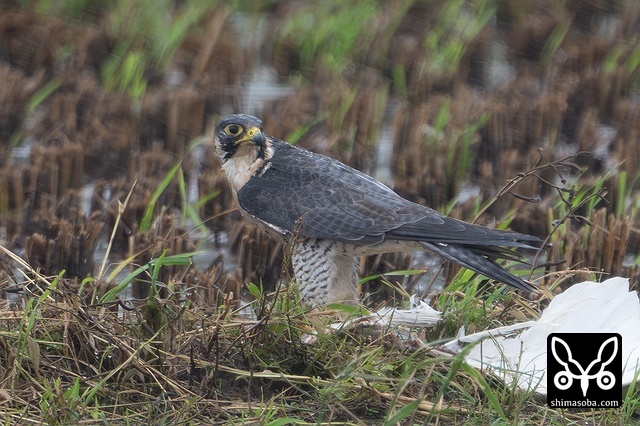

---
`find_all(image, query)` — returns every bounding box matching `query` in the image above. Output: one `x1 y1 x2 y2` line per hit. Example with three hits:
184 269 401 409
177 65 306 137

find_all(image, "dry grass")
1 238 638 424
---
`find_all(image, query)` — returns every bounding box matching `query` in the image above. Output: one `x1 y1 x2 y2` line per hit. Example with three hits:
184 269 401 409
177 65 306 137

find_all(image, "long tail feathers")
421 242 538 293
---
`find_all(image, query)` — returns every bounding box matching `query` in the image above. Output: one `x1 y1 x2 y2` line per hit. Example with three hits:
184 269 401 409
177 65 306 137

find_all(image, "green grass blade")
384 398 422 425
100 251 195 302
265 419 306 426
27 78 61 112
139 161 183 232
460 362 507 420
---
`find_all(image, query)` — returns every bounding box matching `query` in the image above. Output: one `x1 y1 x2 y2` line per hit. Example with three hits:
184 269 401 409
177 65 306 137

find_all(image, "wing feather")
237 138 540 251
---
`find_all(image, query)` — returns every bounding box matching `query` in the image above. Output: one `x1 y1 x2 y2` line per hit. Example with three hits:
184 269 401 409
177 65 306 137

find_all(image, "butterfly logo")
550 335 618 397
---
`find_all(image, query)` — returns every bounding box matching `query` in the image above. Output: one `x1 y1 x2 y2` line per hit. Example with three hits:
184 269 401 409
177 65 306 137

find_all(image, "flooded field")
1 0 640 423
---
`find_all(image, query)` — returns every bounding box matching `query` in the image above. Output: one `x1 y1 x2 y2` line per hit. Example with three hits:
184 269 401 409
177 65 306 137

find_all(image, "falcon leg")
292 239 359 306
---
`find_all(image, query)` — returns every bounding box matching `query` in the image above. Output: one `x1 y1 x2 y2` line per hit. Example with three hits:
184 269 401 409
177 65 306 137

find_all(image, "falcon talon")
214 114 543 307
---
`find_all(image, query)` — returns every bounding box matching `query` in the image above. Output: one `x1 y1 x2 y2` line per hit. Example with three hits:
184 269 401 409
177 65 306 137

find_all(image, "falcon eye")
225 124 242 136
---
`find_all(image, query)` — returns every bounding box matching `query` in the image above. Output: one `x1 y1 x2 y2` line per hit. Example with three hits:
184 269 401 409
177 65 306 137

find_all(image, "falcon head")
213 114 268 162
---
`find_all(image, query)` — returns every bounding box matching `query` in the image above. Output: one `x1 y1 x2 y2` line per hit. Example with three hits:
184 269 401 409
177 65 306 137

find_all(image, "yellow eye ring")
225 124 242 136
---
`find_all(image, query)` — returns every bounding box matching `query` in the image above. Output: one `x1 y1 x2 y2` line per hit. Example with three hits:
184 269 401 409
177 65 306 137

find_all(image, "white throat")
221 143 274 192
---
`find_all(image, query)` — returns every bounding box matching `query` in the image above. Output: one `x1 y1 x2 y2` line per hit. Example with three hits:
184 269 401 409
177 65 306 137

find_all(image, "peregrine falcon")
213 114 540 306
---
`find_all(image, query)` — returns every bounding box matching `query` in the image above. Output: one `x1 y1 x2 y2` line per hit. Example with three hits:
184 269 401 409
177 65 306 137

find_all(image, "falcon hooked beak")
213 114 275 194
213 114 268 161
